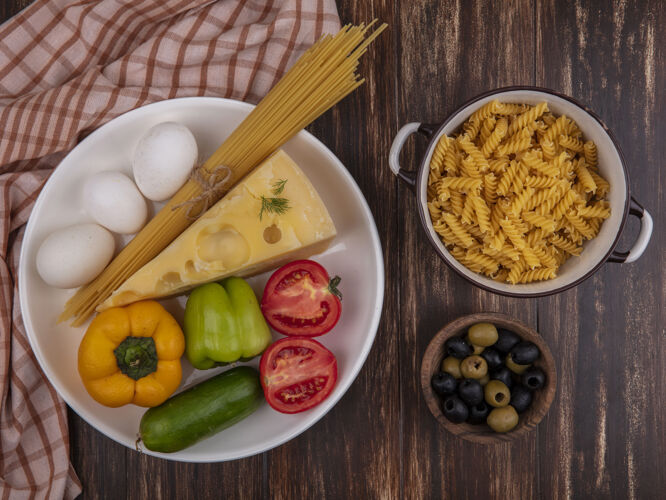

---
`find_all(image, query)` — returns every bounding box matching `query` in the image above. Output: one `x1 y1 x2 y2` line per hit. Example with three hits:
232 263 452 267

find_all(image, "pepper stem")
114 337 158 381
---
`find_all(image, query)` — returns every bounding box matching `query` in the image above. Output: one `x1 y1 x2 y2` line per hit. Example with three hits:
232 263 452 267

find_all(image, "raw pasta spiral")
426 100 611 284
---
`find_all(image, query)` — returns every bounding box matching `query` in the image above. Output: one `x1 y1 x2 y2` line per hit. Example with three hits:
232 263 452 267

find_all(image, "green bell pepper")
183 277 272 370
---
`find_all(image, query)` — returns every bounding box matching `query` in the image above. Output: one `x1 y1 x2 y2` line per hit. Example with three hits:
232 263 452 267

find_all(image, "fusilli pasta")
426 101 611 283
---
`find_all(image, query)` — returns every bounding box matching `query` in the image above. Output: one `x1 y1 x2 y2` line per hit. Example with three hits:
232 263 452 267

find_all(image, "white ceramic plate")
19 97 384 462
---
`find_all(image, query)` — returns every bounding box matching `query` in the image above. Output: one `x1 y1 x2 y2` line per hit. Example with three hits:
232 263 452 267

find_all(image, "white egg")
132 122 198 201
36 223 115 289
83 171 147 234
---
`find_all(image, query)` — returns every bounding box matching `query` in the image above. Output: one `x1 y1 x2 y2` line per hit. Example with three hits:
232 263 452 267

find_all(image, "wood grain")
1 0 663 498
0 0 27 20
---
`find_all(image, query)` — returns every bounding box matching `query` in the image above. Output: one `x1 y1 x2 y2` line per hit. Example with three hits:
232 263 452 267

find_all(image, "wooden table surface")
3 1 664 498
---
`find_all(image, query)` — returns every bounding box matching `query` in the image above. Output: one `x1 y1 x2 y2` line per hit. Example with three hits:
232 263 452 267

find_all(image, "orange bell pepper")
78 301 185 407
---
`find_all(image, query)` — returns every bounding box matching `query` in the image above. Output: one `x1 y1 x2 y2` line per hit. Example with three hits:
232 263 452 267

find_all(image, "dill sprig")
259 179 291 220
259 196 290 220
272 179 288 195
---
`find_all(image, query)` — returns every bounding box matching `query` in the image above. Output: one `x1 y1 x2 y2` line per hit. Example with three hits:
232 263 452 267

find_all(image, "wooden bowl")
421 312 557 443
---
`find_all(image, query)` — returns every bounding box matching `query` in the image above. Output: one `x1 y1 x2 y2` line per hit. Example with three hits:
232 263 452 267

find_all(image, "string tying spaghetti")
172 164 232 219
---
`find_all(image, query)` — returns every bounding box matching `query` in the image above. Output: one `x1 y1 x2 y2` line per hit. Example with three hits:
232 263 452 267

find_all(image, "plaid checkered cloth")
0 0 340 497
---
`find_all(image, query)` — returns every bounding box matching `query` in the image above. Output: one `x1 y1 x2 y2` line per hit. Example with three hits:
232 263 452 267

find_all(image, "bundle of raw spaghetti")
60 21 386 325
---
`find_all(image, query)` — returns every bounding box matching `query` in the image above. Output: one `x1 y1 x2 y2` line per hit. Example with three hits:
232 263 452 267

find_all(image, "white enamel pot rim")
389 86 653 297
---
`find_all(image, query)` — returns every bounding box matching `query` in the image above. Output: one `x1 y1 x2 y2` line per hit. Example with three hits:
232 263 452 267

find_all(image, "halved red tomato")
259 337 337 414
260 260 342 337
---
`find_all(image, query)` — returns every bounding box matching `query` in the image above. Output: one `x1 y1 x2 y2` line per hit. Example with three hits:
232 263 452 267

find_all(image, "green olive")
487 406 519 432
468 322 499 347
484 380 510 407
506 354 530 374
465 336 485 355
441 356 462 379
460 355 488 379
479 373 490 386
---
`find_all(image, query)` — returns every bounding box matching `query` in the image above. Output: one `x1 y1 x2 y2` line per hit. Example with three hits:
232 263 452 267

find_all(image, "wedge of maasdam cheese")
99 150 336 310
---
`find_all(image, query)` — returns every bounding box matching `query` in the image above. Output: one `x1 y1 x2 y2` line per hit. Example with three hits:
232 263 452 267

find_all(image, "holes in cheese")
156 272 182 294
196 226 250 267
263 224 282 244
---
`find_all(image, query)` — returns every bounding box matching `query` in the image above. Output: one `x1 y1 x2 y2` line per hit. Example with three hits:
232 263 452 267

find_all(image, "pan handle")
389 122 438 190
608 197 653 263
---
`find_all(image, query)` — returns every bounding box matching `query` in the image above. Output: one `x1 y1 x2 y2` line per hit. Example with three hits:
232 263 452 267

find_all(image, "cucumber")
139 366 263 453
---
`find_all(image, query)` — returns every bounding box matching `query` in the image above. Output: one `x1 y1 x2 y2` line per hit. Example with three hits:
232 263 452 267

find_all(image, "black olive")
490 366 514 389
522 367 546 390
510 341 540 365
442 395 469 423
510 384 533 413
431 372 458 396
457 378 484 406
480 347 503 371
444 336 473 359
467 401 490 424
494 328 521 353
